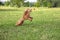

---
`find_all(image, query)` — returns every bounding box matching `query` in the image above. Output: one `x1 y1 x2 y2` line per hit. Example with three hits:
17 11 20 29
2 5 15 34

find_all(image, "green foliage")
0 0 60 7
0 2 4 6
47 2 52 8
10 0 24 7
34 2 40 7
42 0 47 7
37 0 60 7
23 1 30 7
4 1 10 6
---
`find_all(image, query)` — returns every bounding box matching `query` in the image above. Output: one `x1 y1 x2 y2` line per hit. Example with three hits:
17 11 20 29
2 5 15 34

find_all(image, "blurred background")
0 0 60 8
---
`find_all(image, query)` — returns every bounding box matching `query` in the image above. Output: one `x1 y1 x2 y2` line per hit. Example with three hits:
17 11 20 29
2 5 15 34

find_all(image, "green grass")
0 7 60 40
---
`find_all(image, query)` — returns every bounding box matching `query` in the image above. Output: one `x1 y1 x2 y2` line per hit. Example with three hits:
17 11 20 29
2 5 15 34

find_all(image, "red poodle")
16 8 33 26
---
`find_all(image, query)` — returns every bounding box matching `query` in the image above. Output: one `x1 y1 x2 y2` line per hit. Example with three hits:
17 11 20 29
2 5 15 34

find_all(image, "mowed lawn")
0 7 60 40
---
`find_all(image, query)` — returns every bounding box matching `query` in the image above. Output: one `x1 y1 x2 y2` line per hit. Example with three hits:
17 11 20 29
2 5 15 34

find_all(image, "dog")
16 8 33 26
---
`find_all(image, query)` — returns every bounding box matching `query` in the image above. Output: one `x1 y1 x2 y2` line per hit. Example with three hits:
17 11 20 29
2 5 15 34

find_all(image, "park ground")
0 7 60 40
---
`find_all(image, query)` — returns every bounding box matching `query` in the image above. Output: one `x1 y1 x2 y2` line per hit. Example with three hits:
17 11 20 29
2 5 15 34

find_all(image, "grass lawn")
0 7 60 40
